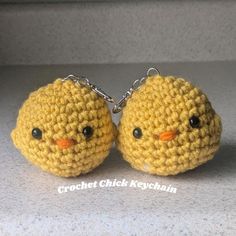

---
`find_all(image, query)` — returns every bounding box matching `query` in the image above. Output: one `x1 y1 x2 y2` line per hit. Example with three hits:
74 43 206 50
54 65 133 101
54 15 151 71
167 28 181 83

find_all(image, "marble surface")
0 62 235 235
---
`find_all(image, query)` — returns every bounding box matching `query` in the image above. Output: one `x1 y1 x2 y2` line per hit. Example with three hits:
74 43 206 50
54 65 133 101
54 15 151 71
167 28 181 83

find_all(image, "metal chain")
112 67 160 113
61 74 114 103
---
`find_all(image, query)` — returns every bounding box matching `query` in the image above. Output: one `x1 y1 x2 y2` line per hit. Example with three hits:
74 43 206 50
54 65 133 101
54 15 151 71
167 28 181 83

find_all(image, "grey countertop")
0 62 236 235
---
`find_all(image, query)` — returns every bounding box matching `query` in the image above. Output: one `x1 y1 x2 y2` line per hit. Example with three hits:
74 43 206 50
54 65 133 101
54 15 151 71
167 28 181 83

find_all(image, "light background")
0 1 236 235
0 0 236 65
0 62 236 235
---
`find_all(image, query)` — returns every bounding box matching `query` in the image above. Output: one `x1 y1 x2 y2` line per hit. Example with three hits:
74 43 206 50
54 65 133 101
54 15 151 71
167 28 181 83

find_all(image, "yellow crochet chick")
117 74 222 176
11 78 115 177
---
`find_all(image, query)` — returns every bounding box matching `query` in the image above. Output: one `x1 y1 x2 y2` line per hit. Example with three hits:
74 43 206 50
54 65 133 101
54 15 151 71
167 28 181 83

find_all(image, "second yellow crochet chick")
117 74 222 176
11 79 115 177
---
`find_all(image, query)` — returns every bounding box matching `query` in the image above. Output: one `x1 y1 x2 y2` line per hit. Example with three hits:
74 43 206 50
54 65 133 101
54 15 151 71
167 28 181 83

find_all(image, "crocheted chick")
117 75 222 176
11 79 115 177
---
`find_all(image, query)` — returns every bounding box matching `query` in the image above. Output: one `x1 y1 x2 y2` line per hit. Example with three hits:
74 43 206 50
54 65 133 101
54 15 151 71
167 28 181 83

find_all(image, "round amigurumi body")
11 79 115 177
117 75 222 176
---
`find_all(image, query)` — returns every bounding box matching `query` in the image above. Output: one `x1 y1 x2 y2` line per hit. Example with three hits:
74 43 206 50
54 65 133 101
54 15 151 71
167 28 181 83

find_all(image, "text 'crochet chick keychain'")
113 68 222 176
11 75 116 177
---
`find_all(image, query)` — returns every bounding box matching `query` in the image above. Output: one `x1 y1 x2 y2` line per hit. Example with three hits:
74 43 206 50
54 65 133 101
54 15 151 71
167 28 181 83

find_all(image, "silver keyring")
112 67 160 113
147 67 160 77
61 74 114 103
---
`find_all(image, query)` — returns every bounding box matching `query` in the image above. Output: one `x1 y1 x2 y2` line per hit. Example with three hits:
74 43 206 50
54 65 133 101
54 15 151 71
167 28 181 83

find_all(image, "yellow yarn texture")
11 79 115 177
117 75 222 176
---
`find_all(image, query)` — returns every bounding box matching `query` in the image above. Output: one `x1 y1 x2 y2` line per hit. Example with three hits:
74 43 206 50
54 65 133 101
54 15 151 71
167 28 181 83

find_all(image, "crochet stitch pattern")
11 79 115 177
117 75 222 176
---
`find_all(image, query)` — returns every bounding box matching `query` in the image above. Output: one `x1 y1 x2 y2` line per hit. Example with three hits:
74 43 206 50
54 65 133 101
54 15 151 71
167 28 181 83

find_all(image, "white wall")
0 0 235 65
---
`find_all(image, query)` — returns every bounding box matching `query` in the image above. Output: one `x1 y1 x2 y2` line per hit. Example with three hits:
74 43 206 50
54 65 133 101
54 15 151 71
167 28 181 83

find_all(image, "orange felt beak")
55 138 76 149
155 130 178 141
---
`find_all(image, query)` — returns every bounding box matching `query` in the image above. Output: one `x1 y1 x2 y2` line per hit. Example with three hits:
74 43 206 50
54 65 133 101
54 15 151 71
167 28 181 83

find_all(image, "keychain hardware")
112 67 160 113
62 74 114 103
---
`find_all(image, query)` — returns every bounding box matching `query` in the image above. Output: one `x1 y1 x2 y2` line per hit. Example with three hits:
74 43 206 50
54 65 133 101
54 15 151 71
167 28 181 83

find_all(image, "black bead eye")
189 115 200 128
82 126 93 139
32 128 42 140
133 127 142 139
